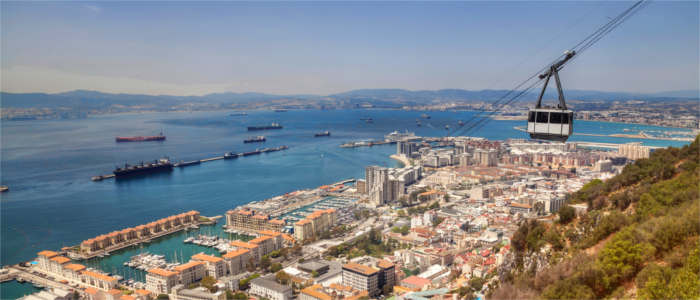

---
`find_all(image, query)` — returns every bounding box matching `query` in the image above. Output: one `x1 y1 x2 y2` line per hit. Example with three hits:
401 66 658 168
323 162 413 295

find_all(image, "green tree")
557 205 576 224
542 280 595 300
276 270 291 285
270 262 283 273
201 276 218 292
311 270 319 278
260 255 271 271
157 294 170 300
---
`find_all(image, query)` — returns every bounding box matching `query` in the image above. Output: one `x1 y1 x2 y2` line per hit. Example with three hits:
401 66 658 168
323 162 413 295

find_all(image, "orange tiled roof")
222 248 250 259
135 290 151 296
50 256 71 264
84 287 98 295
295 219 311 225
401 275 430 287
64 263 86 272
343 263 379 276
191 253 223 263
120 295 136 300
82 270 117 282
172 261 205 271
37 250 59 258
268 219 285 225
301 285 332 300
281 234 294 242
252 215 268 220
237 210 253 216
329 283 353 292
230 240 259 249
147 268 179 277
249 236 272 244
258 230 282 237
376 259 394 269
108 289 122 295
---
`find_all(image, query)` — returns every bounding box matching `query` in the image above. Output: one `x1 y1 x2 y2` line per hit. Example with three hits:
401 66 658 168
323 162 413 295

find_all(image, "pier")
90 145 289 181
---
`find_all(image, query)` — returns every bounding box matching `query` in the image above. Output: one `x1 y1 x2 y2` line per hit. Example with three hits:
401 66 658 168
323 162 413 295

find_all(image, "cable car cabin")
527 108 573 142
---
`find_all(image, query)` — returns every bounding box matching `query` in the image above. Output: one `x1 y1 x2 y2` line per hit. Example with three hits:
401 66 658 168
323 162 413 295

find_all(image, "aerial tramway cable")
449 0 648 139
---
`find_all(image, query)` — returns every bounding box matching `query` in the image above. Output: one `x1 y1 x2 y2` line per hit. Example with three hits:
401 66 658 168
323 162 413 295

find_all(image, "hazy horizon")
2 1 698 96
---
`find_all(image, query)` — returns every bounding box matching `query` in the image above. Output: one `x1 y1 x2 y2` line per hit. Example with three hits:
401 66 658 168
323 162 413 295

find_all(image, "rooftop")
49 256 71 264
63 263 86 272
37 250 59 258
343 263 379 276
191 253 223 263
82 270 117 282
251 276 293 293
173 261 205 272
147 268 179 277
230 240 259 249
222 248 250 259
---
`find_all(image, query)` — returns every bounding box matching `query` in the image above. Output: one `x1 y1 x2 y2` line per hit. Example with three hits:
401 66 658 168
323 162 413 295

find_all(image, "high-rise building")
397 141 419 157
146 268 179 294
366 166 390 206
475 149 498 167
618 143 650 160
342 263 380 297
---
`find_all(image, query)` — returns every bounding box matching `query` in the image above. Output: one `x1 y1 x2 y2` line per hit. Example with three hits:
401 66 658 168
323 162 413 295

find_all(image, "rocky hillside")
490 136 700 299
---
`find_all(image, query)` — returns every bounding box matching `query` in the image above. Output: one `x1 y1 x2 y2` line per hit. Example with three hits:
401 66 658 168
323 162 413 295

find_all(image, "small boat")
274 109 288 112
314 131 331 137
224 152 238 159
91 176 103 182
421 113 431 119
458 120 464 126
230 112 248 116
445 125 450 130
244 136 266 143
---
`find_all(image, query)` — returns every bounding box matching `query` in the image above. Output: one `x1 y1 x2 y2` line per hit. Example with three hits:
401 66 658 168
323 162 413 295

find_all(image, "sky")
1 1 698 96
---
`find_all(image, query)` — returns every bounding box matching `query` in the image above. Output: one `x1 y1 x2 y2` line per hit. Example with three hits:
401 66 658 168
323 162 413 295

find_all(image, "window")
550 112 562 124
528 111 536 122
562 113 570 124
536 111 549 123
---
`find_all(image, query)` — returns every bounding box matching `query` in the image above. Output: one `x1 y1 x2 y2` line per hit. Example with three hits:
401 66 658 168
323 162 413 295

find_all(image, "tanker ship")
115 132 166 142
113 158 173 178
247 123 283 131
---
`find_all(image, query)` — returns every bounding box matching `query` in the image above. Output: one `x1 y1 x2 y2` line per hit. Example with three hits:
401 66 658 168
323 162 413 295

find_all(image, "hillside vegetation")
491 136 700 299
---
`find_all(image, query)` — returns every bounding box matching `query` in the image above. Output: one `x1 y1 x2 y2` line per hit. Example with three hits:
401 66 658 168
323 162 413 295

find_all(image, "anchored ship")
113 158 173 178
115 132 166 142
247 123 282 131
421 113 431 119
314 131 331 137
244 136 266 143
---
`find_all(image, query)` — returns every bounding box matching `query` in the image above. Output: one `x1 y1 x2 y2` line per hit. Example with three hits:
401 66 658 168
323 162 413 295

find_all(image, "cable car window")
550 112 562 124
562 113 569 124
528 111 536 122
536 111 549 123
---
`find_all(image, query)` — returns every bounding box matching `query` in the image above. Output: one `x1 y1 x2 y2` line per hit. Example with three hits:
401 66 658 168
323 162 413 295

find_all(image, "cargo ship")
230 112 248 117
115 132 166 142
113 158 173 177
244 136 266 143
247 123 283 131
314 131 331 137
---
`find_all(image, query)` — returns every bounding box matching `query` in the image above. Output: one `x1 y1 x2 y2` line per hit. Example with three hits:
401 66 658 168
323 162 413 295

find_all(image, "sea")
0 109 693 298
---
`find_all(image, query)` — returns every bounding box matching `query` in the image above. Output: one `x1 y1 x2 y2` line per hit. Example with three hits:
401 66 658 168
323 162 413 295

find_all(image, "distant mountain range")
1 88 697 109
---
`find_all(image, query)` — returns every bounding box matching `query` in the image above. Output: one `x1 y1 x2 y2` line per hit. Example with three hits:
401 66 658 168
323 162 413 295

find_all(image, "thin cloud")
84 4 102 13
